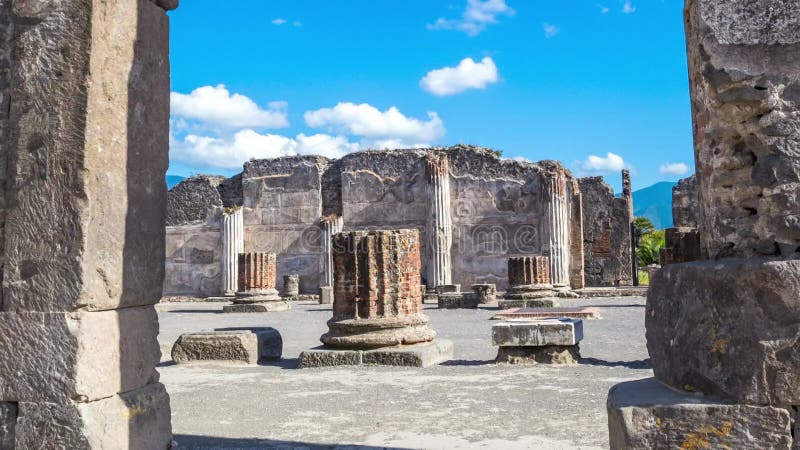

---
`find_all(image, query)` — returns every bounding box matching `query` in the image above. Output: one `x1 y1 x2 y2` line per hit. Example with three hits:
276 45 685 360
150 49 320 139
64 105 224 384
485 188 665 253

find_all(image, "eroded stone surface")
673 175 700 229
472 284 496 304
647 259 800 405
608 378 793 450
496 345 580 365
660 227 702 266
0 308 160 403
437 292 478 309
686 0 800 259
299 340 453 368
15 383 171 450
0 403 16 450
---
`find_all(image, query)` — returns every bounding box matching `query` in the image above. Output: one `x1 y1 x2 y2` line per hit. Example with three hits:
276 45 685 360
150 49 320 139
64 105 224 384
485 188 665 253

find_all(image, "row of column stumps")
425 153 453 290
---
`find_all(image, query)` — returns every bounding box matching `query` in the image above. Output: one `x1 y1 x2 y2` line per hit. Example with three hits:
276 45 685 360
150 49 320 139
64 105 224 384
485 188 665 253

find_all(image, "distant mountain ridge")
632 181 676 229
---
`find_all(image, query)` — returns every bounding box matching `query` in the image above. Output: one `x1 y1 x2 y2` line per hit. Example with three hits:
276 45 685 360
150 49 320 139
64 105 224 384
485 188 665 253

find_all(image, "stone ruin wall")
579 176 635 286
672 174 700 228
165 146 633 296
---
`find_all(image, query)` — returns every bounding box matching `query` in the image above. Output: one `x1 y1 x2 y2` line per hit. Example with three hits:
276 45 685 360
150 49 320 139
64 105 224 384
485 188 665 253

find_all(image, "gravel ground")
157 297 651 449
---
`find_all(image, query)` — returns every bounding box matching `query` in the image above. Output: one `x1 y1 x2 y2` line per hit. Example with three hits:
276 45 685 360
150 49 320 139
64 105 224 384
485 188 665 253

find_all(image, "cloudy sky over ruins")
168 0 692 190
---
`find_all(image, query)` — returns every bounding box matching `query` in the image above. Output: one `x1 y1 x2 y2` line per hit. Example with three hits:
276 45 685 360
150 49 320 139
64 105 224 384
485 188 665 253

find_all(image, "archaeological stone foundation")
165 146 637 298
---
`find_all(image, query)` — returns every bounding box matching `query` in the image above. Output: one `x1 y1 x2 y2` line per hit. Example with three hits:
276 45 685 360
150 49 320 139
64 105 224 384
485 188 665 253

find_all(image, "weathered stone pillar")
0 0 176 446
223 252 289 312
621 170 637 286
542 172 571 287
299 229 453 367
607 2 800 447
425 153 453 290
283 274 299 297
220 208 244 296
568 180 586 289
320 214 343 288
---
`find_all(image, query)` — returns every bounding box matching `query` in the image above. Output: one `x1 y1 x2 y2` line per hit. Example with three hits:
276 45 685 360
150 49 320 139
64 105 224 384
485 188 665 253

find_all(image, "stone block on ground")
492 319 583 347
222 301 291 313
492 307 601 320
472 284 497 304
298 339 453 368
647 259 800 405
319 286 333 305
15 383 172 450
496 345 580 365
607 378 793 450
437 293 478 309
435 284 461 294
497 298 558 310
171 328 282 364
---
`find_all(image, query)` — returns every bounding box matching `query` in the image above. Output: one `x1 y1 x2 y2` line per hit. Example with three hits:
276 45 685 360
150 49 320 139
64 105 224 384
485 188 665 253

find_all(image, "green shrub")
637 230 665 267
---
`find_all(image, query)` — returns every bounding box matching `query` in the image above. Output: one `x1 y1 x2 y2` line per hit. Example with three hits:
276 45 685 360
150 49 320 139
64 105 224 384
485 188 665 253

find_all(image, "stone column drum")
223 253 289 313
607 1 800 448
543 171 571 287
320 214 344 288
500 256 558 309
220 207 244 296
425 153 453 290
283 274 300 297
299 229 453 367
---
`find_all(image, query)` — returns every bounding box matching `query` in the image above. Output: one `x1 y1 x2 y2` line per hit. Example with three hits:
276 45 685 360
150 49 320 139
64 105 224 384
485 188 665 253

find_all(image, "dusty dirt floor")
157 296 651 449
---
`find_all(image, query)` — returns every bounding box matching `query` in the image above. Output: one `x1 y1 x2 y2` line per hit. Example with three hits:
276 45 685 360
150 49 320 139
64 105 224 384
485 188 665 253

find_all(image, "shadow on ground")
173 435 409 450
580 357 652 369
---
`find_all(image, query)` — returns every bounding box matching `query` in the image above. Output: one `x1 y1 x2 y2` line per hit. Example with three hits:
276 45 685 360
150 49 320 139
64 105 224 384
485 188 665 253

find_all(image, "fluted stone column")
320 215 344 288
223 252 289 313
543 172 571 287
425 153 453 289
221 208 244 296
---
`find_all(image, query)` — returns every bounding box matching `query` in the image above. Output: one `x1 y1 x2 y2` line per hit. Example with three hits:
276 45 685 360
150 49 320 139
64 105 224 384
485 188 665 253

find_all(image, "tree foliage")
637 230 665 267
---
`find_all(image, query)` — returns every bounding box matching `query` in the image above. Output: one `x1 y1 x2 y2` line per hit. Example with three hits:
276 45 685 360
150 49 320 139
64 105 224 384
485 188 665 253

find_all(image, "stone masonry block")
437 293 478 309
0 307 160 403
3 0 170 313
172 328 282 364
0 402 16 450
607 378 793 450
15 383 171 450
492 319 583 347
647 258 800 405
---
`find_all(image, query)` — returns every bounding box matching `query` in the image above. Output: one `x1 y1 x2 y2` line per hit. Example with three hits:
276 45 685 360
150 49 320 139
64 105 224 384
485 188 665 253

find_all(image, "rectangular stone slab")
492 319 583 347
497 298 558 310
171 328 282 364
492 307 601 320
607 378 792 450
437 293 478 309
298 339 453 368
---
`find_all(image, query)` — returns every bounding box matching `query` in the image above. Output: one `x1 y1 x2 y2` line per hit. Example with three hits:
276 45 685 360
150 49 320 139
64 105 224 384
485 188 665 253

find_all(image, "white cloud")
600 5 610 13
272 18 287 25
659 162 690 176
420 57 499 96
170 85 289 129
428 0 515 36
543 23 560 38
304 102 446 145
170 129 360 170
293 21 302 27
622 1 636 13
580 152 627 172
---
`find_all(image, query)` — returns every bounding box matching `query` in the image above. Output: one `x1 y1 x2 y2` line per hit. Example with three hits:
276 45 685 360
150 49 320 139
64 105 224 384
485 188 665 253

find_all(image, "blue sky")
168 0 694 191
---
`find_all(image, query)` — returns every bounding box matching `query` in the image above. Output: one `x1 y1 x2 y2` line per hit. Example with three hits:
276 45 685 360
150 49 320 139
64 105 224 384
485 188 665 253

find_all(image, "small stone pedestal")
472 284 497 304
299 229 453 368
171 328 283 365
437 292 478 309
283 274 300 298
223 253 290 313
492 319 582 365
499 256 558 309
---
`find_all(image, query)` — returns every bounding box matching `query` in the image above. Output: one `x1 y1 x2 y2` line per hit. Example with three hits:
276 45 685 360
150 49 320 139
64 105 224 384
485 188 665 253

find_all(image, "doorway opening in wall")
161 1 693 447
